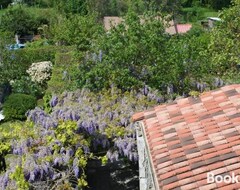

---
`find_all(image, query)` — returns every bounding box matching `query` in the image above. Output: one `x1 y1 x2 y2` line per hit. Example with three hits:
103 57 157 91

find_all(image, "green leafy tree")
53 0 89 15
206 0 240 77
89 0 129 17
11 76 44 99
50 14 104 51
0 6 38 35
76 10 170 91
22 0 54 7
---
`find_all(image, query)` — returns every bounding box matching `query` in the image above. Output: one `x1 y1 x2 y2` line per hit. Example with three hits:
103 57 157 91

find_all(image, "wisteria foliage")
0 121 89 189
29 86 164 162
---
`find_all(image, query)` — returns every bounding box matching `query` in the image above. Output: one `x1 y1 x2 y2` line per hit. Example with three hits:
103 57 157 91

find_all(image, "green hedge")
46 50 78 94
3 93 37 121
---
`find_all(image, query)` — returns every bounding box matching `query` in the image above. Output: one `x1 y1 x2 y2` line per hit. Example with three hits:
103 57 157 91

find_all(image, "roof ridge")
132 84 240 122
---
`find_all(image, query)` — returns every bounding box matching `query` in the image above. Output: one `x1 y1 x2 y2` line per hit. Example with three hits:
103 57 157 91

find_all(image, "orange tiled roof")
165 24 192 35
133 84 240 190
177 24 192 33
103 16 124 31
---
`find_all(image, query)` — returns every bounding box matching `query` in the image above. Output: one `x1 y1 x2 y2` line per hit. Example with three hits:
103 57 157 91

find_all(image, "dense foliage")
3 94 37 120
50 14 103 51
46 51 79 94
0 0 239 189
10 76 44 98
206 0 240 79
0 6 49 35
77 11 168 91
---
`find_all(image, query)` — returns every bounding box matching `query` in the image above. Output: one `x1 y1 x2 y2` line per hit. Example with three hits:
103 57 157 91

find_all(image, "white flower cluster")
27 61 53 84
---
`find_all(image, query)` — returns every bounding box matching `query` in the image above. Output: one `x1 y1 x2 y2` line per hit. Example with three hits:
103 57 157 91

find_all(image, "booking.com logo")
207 172 240 183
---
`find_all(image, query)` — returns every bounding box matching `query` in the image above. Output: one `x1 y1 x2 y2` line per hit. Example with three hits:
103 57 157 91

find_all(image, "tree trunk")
173 13 178 35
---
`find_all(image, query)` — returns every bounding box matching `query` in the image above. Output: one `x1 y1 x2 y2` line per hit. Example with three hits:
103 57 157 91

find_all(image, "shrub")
10 76 44 99
3 94 37 121
27 61 53 84
0 5 41 35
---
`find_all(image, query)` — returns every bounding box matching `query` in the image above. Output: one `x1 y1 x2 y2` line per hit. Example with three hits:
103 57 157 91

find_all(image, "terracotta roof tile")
176 24 192 33
194 172 207 181
163 181 180 190
178 177 195 186
132 84 240 190
197 179 209 187
199 183 217 190
175 165 191 174
219 184 238 190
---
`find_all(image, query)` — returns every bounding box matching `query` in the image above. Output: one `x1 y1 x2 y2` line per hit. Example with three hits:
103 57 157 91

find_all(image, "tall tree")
0 6 37 35
206 0 240 76
88 0 129 17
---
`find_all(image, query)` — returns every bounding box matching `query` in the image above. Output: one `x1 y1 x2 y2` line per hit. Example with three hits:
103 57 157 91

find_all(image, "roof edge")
138 121 160 190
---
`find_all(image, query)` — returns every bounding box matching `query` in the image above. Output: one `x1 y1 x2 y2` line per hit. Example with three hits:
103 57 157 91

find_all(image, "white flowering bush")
27 61 53 84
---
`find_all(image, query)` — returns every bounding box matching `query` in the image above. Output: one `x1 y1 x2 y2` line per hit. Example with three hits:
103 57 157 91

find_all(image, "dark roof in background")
133 84 240 190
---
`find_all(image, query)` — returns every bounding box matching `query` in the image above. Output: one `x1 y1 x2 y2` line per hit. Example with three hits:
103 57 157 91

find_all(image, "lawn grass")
203 11 219 18
181 6 219 23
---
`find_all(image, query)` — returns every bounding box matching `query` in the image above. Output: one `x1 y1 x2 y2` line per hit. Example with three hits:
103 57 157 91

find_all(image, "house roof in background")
177 24 192 34
103 16 124 31
165 24 192 35
133 84 240 190
103 16 192 34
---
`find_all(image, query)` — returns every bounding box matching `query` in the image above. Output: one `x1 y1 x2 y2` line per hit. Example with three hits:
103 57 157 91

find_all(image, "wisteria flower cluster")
0 121 90 189
28 86 164 162
26 61 53 84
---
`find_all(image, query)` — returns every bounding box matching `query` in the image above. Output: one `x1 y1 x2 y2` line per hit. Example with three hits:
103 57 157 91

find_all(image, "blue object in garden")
7 43 25 50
